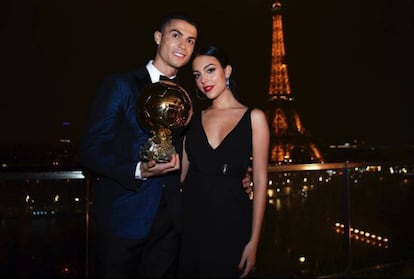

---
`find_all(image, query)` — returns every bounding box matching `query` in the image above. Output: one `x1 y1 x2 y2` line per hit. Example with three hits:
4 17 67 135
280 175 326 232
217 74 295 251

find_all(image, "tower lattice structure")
265 0 324 165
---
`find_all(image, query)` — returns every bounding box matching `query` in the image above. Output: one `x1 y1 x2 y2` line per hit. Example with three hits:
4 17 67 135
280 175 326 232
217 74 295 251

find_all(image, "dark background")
1 0 413 146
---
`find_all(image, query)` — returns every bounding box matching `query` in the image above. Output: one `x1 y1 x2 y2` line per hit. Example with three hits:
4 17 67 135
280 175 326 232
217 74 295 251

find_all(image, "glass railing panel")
0 169 88 277
256 162 414 277
1 163 414 277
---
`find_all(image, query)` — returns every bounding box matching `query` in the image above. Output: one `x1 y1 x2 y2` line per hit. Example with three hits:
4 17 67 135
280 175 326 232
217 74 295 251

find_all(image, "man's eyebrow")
167 29 196 39
167 28 181 34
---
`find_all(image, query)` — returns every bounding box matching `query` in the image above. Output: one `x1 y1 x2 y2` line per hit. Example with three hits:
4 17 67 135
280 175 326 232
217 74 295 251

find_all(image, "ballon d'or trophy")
137 80 193 162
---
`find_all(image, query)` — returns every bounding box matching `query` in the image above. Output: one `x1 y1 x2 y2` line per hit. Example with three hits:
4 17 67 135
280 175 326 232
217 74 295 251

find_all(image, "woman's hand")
238 241 257 278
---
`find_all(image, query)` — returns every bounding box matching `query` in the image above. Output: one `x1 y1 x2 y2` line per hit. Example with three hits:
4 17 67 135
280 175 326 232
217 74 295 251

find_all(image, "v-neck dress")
179 108 253 278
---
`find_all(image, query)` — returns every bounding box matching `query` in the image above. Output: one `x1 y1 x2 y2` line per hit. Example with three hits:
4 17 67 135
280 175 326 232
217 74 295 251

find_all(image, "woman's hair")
192 45 230 70
192 45 243 103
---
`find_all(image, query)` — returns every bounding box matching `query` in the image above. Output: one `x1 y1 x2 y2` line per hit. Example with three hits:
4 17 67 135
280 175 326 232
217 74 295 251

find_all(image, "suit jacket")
79 66 183 239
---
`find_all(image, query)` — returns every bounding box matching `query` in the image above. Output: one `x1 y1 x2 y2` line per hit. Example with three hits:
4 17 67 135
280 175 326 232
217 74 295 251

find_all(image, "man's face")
155 19 198 71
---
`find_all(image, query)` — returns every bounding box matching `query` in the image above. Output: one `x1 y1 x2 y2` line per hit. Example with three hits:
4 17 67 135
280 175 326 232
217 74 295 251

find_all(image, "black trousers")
93 192 180 278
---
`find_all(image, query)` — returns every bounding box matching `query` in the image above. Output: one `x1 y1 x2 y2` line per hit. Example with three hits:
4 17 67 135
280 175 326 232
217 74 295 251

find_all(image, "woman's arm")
239 108 270 278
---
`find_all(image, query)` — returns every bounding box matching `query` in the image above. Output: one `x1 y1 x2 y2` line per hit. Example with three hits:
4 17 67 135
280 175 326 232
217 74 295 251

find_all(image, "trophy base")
140 137 177 163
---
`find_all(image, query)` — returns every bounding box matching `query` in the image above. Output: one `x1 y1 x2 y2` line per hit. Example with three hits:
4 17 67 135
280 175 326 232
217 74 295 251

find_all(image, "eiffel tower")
265 0 324 165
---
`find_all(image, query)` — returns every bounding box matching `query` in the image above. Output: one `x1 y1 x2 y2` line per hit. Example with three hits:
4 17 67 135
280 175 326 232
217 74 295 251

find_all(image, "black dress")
179 108 253 278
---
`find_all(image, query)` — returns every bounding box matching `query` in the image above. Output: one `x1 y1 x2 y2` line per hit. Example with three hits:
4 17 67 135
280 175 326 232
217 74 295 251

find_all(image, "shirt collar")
146 60 176 83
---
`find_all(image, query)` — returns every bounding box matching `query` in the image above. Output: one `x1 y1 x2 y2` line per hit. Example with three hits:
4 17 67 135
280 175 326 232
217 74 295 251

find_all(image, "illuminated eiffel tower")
265 0 324 165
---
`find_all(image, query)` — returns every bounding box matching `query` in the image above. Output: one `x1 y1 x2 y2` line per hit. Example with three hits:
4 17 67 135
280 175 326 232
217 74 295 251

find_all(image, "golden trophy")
137 80 193 162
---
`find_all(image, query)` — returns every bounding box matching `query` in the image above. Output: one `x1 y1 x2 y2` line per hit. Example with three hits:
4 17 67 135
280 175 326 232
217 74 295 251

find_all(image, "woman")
179 45 269 278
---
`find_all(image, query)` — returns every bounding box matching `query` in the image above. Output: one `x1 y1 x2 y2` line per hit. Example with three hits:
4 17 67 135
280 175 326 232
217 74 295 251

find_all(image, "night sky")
1 0 413 146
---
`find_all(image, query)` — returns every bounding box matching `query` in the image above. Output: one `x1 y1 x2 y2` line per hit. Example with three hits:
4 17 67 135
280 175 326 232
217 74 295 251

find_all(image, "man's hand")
242 166 253 195
140 154 180 178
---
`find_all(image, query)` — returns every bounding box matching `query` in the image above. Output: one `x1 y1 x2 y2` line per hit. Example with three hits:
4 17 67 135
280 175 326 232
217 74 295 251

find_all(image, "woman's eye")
207 67 216 74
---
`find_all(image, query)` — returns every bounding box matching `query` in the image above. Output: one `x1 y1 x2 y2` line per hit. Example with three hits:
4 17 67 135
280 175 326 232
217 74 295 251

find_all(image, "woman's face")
192 55 228 100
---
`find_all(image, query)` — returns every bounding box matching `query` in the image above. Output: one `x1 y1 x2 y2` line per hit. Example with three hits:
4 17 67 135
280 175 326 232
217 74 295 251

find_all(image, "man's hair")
159 13 198 33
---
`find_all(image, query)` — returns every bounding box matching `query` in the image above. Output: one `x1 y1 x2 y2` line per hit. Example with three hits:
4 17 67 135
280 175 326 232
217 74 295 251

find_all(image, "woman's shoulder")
249 107 266 117
249 107 268 125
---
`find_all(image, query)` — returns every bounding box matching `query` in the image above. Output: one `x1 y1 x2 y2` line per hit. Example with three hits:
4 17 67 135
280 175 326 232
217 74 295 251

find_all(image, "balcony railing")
1 162 414 278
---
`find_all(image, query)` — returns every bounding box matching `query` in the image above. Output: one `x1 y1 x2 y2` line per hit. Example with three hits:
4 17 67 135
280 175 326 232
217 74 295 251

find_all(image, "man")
79 14 198 277
80 13 252 278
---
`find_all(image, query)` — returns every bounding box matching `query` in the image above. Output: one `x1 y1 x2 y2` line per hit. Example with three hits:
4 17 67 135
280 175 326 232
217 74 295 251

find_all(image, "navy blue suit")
79 65 183 277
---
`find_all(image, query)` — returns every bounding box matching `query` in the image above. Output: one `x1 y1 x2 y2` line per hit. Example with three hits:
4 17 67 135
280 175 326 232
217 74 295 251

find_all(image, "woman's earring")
195 88 206 100
226 78 230 88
